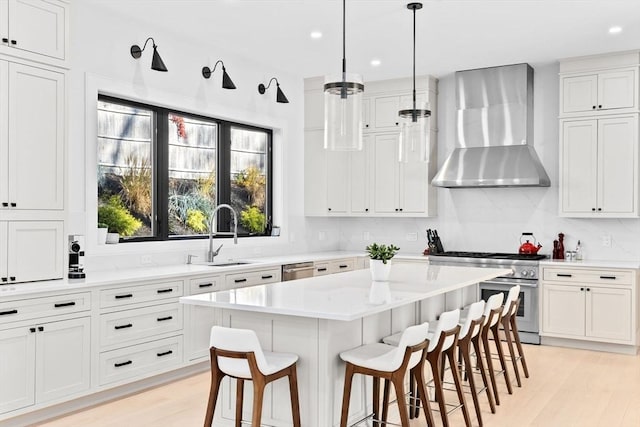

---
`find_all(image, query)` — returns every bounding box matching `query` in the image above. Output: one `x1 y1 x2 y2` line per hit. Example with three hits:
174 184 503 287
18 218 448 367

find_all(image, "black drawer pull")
157 288 173 294
157 316 173 322
600 275 616 280
198 283 213 288
1 202 7 207
1 38 7 43
30 327 36 333
10 202 16 207
261 275 273 280
114 360 132 368
339 265 348 269
38 326 44 332
1 277 7 282
557 274 572 278
115 294 133 299
10 40 16 45
234 278 247 283
9 276 15 281
0 309 18 316
317 268 327 272
580 288 584 291
157 350 173 357
54 301 76 308
115 323 133 330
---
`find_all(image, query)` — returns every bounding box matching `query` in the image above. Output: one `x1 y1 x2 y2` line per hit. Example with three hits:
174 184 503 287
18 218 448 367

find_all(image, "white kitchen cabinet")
0 221 63 283
560 115 638 217
0 0 68 65
540 266 637 347
224 267 281 289
0 316 90 415
326 135 371 215
184 275 224 362
561 69 636 115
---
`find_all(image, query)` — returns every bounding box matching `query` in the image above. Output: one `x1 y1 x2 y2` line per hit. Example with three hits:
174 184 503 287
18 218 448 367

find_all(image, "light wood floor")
35 344 640 427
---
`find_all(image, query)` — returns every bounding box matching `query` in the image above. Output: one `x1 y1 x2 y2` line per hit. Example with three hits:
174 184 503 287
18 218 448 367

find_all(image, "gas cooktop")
429 251 548 261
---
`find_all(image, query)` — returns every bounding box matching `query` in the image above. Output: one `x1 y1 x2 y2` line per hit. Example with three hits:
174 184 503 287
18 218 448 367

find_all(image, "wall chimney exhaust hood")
432 63 550 188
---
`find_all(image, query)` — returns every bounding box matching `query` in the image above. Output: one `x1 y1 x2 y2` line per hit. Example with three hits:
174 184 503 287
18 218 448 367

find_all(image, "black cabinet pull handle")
157 288 173 294
157 316 173 322
115 294 133 299
591 208 596 211
580 287 584 291
30 327 36 333
0 309 17 316
114 323 133 330
1 277 6 282
365 208 369 212
557 274 572 277
157 350 173 357
328 208 332 211
10 40 16 45
234 278 247 283
339 265 348 269
1 202 7 207
54 301 76 308
1 38 7 43
199 283 213 288
38 326 44 332
586 288 591 291
365 124 369 128
114 360 132 368
317 267 327 272
9 277 15 281
592 105 596 109
597 208 602 211
598 105 602 109
600 275 616 280
261 275 273 279
10 202 16 207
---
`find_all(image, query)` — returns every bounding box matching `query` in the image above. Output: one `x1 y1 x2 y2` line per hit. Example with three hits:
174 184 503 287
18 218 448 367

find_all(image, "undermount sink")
206 261 252 267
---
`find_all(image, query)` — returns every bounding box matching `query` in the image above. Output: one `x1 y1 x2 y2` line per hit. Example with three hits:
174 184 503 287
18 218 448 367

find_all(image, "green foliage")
119 154 152 218
234 165 266 208
186 209 208 233
240 206 266 234
98 196 143 236
97 222 108 229
168 191 214 232
365 243 400 264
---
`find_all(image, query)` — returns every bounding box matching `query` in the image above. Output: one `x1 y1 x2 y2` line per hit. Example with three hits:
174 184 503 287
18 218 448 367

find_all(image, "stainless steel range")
429 251 547 344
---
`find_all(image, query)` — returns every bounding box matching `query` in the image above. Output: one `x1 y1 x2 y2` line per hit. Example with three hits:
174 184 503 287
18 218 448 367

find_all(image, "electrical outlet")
363 231 371 241
318 231 326 241
141 254 153 265
406 232 418 242
601 235 612 247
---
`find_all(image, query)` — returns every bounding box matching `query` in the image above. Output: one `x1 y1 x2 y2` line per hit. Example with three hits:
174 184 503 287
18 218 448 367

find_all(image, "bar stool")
478 292 505 406
339 323 434 427
204 326 301 427
500 285 529 387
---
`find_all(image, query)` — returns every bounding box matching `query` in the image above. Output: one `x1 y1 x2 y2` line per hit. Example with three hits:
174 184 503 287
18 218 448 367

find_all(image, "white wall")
337 63 640 261
68 2 337 271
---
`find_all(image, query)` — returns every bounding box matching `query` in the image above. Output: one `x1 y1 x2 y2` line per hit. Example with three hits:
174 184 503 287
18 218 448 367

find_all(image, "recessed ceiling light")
370 59 381 67
609 26 622 34
310 31 322 39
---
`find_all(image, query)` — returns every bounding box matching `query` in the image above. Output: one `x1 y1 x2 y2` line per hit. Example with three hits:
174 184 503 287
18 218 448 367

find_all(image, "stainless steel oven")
282 262 314 281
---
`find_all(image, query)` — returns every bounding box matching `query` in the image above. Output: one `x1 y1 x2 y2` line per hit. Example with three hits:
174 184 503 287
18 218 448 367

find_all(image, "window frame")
97 94 274 242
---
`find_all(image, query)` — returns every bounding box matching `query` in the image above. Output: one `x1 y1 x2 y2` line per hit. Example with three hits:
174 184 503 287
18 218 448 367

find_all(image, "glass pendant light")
398 2 431 162
324 0 364 151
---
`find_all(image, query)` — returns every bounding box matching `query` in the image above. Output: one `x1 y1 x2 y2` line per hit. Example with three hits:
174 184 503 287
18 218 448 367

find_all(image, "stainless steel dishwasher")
282 261 314 281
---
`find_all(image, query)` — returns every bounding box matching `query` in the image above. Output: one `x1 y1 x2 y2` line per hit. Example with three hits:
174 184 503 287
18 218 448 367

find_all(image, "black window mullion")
156 109 169 239
217 123 232 232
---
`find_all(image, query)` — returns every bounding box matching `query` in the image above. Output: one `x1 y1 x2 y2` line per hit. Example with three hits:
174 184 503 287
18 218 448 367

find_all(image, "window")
97 96 272 242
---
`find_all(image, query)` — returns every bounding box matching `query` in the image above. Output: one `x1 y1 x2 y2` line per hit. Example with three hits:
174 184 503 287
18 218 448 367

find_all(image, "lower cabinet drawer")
99 303 183 348
99 281 183 309
99 336 183 386
329 258 355 274
0 292 91 324
543 267 634 286
225 268 281 289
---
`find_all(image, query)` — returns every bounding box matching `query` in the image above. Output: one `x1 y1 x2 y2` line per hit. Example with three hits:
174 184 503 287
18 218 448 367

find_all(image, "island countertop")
180 263 511 321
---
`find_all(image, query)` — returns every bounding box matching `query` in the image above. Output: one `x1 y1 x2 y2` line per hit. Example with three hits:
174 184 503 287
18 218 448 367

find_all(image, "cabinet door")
304 88 324 130
597 116 637 214
7 221 63 282
304 130 327 216
0 326 36 414
372 134 400 213
561 74 598 114
0 60 7 206
586 287 632 342
561 120 598 214
186 276 223 361
542 284 585 337
362 98 371 131
0 221 6 281
35 317 91 403
8 63 64 210
598 70 635 111
326 150 349 214
373 96 400 131
399 154 429 214
8 0 66 60
350 135 370 213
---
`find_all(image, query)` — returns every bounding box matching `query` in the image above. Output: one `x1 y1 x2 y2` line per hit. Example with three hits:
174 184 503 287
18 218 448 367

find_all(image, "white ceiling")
91 0 640 80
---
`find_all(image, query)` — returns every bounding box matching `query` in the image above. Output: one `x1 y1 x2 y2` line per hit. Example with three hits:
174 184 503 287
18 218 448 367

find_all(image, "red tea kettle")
519 232 542 254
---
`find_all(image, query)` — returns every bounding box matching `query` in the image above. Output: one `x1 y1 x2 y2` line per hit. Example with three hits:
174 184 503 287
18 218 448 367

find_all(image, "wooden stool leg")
413 363 436 427
503 317 522 387
204 369 225 427
491 324 513 394
409 370 416 419
288 365 301 427
235 379 244 427
429 354 449 427
482 330 500 406
461 340 483 426
340 363 355 427
473 335 496 414
447 348 472 427
382 379 391 424
373 376 380 427
511 315 530 378
392 374 411 427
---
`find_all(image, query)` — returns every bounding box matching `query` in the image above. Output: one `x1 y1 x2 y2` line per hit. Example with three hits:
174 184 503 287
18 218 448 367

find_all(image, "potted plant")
365 243 400 282
98 196 143 244
97 222 108 245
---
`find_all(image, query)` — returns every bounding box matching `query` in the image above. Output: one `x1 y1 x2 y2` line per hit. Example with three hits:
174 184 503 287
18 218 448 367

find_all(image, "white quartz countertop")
540 259 640 269
180 264 511 321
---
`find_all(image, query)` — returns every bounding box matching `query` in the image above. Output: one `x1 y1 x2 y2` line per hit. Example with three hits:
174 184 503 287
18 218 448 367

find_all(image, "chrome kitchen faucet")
207 204 238 262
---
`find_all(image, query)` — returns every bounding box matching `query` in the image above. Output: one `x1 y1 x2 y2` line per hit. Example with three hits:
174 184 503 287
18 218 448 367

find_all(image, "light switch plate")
406 233 418 242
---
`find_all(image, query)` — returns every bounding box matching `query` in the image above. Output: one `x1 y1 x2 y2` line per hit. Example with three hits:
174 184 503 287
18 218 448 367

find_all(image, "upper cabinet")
0 0 69 67
559 51 640 218
304 75 438 218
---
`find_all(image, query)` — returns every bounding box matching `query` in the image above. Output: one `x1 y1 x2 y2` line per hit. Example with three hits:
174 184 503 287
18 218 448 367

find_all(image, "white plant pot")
369 259 392 282
106 232 120 244
97 228 108 245
368 281 391 305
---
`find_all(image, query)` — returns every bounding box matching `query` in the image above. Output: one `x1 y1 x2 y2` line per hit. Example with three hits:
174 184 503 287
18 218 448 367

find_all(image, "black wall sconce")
202 60 236 89
130 37 168 72
258 77 289 103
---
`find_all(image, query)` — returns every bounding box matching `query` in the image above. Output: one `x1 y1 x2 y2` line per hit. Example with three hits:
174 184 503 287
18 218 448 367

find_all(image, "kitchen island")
180 263 511 427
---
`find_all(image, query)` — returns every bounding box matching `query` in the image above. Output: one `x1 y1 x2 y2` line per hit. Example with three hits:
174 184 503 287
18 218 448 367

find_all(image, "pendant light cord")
341 0 347 98
412 6 417 122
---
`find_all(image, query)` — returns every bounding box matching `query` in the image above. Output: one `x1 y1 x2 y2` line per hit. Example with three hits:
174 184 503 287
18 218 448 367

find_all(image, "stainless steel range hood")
432 63 550 188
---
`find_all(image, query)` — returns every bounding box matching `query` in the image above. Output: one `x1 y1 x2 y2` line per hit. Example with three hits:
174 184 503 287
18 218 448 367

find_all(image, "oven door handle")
481 278 538 287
